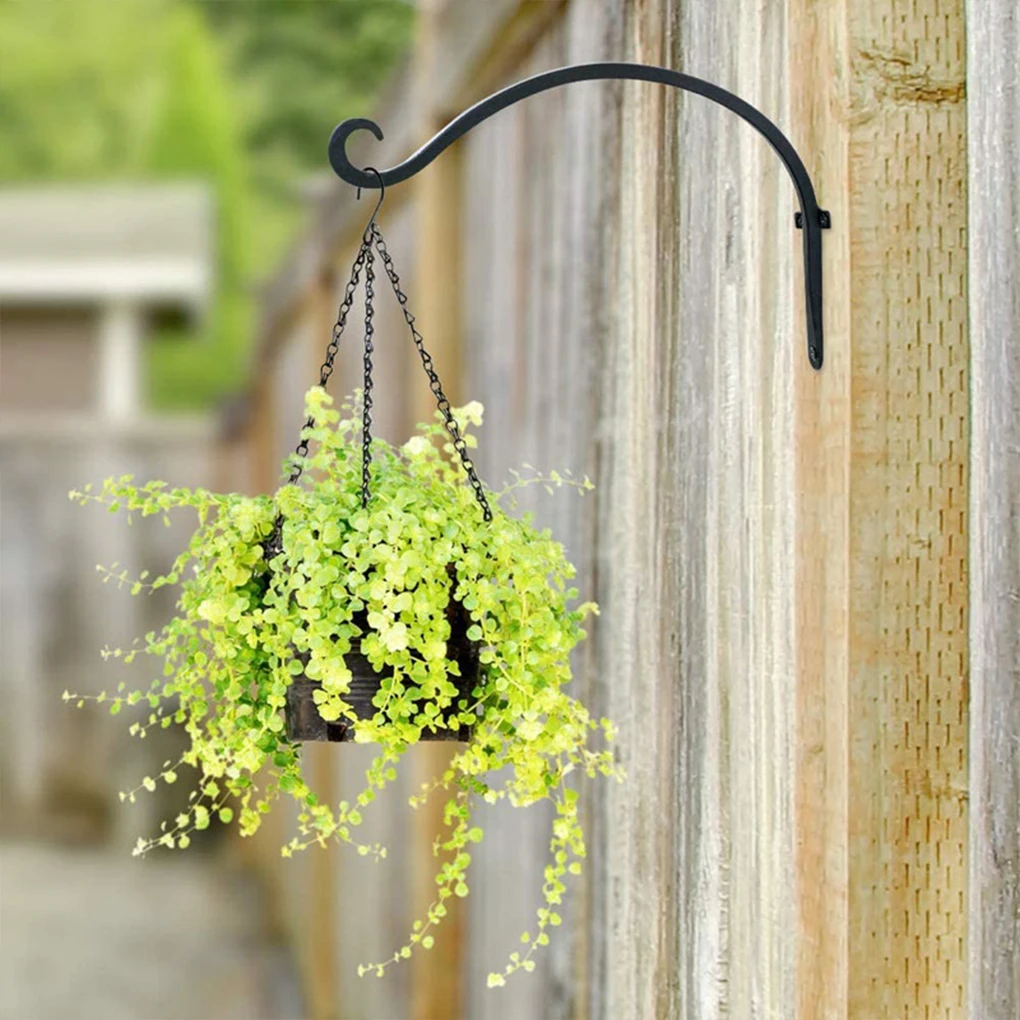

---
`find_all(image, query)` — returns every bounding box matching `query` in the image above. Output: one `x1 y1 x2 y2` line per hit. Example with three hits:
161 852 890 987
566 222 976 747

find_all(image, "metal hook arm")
328 61 829 369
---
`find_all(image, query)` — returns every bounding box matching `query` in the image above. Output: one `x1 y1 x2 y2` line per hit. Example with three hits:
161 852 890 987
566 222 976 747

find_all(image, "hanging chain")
273 204 492 538
370 223 493 522
267 234 371 561
286 237 371 486
360 244 376 508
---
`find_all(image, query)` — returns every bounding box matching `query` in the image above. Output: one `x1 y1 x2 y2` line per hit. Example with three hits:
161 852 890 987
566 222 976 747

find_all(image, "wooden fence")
223 1 1019 1017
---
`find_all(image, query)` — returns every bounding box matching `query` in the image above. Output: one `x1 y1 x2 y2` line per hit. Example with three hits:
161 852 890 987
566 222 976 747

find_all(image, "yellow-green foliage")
67 387 621 984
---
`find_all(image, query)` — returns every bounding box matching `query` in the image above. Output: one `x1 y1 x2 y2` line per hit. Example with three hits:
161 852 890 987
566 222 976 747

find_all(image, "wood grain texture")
671 2 803 1016
966 1 1020 1016
789 2 852 1017
842 4 970 1017
595 3 681 1015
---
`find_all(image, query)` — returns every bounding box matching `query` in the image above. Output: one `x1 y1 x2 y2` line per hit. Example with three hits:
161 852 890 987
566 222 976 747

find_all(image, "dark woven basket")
284 595 479 743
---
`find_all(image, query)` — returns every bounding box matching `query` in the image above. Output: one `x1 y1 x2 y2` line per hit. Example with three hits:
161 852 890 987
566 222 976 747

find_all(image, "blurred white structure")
0 185 215 838
0 185 212 420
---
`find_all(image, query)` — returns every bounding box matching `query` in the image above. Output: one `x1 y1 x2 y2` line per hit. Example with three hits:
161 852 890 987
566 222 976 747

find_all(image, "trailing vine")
67 386 622 986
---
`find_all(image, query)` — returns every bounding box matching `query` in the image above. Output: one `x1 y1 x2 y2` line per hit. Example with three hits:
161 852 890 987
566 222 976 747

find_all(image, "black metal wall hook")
329 61 830 369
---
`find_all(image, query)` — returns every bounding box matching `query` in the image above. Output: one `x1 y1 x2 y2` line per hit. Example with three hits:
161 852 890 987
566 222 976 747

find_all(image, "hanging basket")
273 209 491 746
284 597 480 743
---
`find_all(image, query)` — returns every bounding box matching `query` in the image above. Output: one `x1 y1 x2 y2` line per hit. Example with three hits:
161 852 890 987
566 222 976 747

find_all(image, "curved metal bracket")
329 62 829 369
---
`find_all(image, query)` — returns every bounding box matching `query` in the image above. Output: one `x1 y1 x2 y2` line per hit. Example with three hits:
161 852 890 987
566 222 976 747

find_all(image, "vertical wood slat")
966 1 1020 1015
844 5 969 1017
792 2 971 1018
671 3 729 1013
562 13 620 1020
790 1 852 1016
730 2 799 1014
460 86 542 1020
500 20 594 1020
458 26 608 1011
668 0 802 1016
273 312 327 1017
595 3 677 1015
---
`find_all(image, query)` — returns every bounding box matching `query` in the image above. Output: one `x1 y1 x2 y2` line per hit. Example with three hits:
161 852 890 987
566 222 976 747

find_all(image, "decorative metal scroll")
327 61 830 370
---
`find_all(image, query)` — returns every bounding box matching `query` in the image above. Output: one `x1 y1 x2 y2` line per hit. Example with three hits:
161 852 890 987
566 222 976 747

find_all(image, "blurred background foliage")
0 0 414 409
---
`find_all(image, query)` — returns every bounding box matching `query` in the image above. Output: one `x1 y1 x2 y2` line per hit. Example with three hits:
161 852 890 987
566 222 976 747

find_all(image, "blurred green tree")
203 0 414 188
0 0 413 410
146 2 256 410
0 0 166 181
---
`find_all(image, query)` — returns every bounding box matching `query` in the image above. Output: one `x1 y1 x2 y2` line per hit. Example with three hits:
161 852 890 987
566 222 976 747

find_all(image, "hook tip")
362 166 386 225
328 118 385 185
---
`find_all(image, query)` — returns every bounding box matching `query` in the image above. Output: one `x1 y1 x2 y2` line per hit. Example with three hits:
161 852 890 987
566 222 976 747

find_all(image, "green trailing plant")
67 386 622 986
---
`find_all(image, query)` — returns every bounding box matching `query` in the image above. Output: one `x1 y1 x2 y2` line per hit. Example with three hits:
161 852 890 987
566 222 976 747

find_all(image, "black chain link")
360 244 375 508
266 235 371 563
286 238 371 486
370 222 493 521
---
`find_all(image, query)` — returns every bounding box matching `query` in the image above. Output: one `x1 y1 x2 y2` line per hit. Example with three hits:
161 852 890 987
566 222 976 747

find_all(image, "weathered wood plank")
967 1 1020 1015
842 5 969 1017
789 1 852 1016
591 3 684 1014
670 4 727 1015
728 3 800 1014
671 1 803 1016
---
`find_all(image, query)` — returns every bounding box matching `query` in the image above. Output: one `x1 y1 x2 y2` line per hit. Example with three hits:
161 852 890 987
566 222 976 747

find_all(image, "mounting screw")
795 209 832 229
